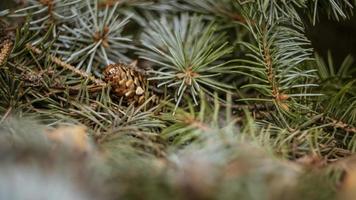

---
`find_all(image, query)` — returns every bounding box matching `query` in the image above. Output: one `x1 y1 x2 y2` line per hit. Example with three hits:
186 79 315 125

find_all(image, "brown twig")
26 44 107 87
262 27 279 99
0 107 12 123
325 116 356 134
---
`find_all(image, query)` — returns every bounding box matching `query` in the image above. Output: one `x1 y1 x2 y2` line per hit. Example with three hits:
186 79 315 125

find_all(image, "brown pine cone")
103 63 146 105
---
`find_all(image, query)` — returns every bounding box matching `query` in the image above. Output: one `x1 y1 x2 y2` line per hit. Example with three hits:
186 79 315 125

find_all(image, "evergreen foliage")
0 0 356 199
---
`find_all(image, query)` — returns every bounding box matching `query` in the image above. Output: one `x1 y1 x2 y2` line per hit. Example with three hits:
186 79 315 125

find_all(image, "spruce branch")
1 0 356 198
254 119 354 160
139 14 234 111
237 0 305 24
313 53 356 128
0 70 30 114
237 0 354 25
234 18 320 112
309 0 354 24
180 0 247 23
55 0 133 74
26 44 107 86
5 0 82 32
161 93 239 146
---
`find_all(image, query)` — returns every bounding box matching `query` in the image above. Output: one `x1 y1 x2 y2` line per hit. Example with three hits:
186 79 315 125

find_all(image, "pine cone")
0 39 13 66
104 63 146 105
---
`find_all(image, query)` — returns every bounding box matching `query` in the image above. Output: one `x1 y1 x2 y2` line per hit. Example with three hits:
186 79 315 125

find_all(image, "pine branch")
309 0 354 24
237 0 354 25
233 16 319 114
180 0 247 23
55 0 133 73
1 1 356 198
237 0 305 24
5 0 82 33
313 53 356 128
160 93 239 146
139 14 234 111
26 44 107 86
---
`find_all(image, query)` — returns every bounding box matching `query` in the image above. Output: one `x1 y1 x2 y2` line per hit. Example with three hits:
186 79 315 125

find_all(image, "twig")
326 116 356 134
0 107 12 123
262 26 279 99
26 44 107 87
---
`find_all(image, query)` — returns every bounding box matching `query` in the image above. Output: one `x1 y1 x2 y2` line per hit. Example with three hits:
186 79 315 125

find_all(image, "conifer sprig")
234 18 320 111
7 0 81 32
237 0 355 25
140 14 234 111
309 0 354 24
55 0 133 74
1 1 356 198
180 0 246 22
237 0 304 24
314 53 356 129
161 93 237 146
